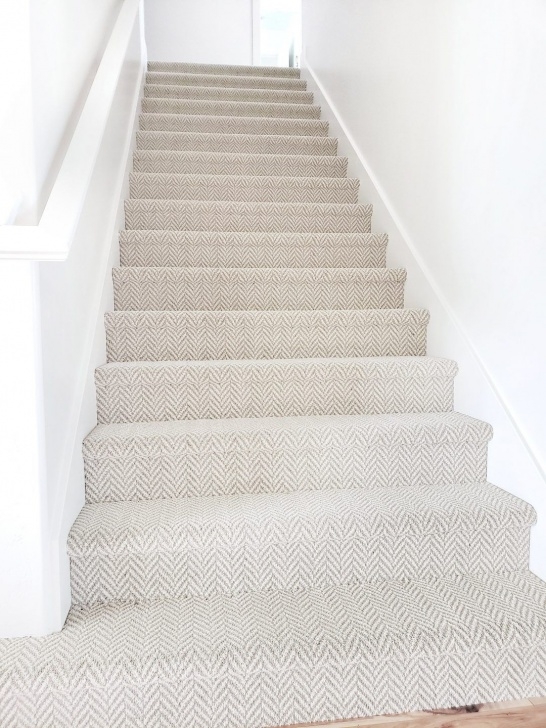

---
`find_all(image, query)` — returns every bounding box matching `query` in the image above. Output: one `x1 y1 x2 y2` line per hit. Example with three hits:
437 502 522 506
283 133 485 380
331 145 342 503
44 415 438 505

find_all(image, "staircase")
2 61 546 728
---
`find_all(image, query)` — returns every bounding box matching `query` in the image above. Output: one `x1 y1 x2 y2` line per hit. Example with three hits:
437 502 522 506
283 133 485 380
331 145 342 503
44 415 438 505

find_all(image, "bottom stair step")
2 571 546 727
68 481 535 604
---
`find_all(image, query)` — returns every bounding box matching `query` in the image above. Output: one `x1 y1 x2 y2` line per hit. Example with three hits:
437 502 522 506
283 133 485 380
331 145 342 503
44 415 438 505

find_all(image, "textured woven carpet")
1 60 545 728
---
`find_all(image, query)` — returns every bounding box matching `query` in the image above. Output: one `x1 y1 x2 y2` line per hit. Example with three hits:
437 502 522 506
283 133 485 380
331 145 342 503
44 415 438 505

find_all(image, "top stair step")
146 71 307 90
148 61 301 78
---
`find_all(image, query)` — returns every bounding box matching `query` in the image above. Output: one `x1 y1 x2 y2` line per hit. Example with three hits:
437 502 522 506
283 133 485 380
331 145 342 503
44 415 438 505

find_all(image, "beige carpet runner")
1 60 545 728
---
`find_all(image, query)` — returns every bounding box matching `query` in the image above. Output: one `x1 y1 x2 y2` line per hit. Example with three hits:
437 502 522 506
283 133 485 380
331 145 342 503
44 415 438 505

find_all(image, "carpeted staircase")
2 61 546 728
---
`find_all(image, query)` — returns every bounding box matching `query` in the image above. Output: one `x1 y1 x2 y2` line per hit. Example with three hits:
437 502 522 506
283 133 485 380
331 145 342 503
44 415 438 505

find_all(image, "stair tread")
104 308 428 362
112 267 405 311
124 200 373 233
84 411 490 504
145 71 307 90
136 130 337 154
125 199 370 214
95 356 457 424
144 84 314 104
105 307 426 323
119 230 387 246
118 231 388 268
69 482 535 558
141 98 321 119
3 571 545 720
129 173 360 203
138 113 329 136
133 149 346 163
112 266 404 280
132 150 348 176
129 172 358 186
147 61 301 78
84 411 490 449
97 354 456 374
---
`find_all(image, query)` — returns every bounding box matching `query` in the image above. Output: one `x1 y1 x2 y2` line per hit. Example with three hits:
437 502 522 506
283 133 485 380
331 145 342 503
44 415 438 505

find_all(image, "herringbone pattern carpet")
1 60 544 728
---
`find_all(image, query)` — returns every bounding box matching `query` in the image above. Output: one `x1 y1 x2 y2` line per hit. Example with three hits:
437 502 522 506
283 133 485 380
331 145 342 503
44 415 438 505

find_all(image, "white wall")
302 0 546 576
28 0 127 221
144 0 252 64
0 1 146 637
0 0 124 224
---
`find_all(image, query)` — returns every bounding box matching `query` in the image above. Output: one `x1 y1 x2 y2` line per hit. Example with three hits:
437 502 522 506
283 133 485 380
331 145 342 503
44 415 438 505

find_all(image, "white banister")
0 0 140 261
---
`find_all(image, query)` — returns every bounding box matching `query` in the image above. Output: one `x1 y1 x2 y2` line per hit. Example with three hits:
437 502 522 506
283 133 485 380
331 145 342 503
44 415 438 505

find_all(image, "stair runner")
1 60 545 728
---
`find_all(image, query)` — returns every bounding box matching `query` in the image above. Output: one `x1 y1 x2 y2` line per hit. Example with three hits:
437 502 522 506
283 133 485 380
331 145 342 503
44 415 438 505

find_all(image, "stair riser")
84 439 489 503
136 131 337 155
139 113 329 136
112 275 405 311
148 61 301 78
119 231 386 265
142 98 321 119
146 72 308 90
144 84 314 104
132 151 348 177
70 526 529 605
129 175 359 204
120 247 387 268
95 362 456 424
124 203 372 233
105 313 427 362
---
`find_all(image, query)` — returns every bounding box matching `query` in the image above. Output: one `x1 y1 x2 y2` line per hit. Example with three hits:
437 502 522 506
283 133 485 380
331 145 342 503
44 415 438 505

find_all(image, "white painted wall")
0 0 125 224
28 0 127 221
302 0 546 576
144 0 253 64
0 1 146 637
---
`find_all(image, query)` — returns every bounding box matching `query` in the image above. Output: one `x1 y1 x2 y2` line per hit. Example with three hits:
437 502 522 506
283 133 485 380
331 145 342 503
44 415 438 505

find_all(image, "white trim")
304 57 546 489
0 0 140 261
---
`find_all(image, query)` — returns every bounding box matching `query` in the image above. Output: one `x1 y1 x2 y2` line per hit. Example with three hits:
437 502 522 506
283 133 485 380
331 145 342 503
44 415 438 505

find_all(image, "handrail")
0 0 140 261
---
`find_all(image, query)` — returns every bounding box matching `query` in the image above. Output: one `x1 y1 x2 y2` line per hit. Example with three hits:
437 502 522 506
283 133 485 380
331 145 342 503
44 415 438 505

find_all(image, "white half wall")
144 0 253 64
302 0 546 577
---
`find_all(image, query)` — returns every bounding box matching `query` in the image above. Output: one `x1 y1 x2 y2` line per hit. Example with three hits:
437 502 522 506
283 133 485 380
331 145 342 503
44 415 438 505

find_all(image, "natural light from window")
258 0 302 68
